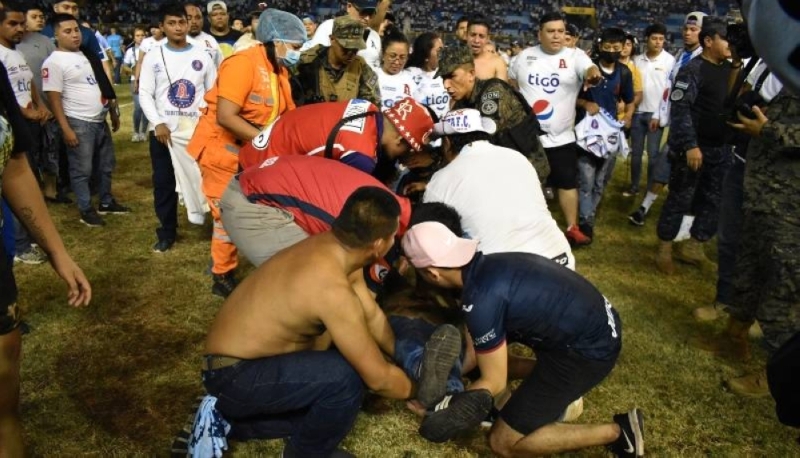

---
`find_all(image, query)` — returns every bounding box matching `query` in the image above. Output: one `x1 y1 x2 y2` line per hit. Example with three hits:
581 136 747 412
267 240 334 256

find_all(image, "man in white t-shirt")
423 109 575 269
185 3 222 67
133 24 165 93
509 11 602 246
42 13 129 227
628 23 676 198
308 1 382 68
139 3 216 253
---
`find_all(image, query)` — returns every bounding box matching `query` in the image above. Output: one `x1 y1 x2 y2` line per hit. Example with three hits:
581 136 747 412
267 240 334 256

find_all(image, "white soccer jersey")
375 68 416 110
424 140 574 268
0 44 34 108
123 45 139 82
407 67 450 120
138 43 216 132
188 31 222 68
309 18 381 69
510 46 595 148
42 50 106 122
575 110 630 159
139 36 165 55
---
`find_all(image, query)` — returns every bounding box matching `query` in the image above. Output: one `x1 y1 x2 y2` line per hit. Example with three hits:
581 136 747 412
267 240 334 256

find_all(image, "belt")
202 355 243 371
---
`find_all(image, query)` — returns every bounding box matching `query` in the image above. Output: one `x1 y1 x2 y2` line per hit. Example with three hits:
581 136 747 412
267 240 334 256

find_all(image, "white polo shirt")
42 50 106 122
510 46 595 148
0 44 34 108
424 140 574 268
633 50 676 114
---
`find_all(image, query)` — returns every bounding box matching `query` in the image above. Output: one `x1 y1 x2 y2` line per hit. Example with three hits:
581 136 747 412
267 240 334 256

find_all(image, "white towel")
188 395 231 458
170 119 209 225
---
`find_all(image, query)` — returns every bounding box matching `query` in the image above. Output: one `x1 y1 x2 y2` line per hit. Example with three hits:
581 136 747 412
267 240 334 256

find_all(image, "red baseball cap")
383 97 434 152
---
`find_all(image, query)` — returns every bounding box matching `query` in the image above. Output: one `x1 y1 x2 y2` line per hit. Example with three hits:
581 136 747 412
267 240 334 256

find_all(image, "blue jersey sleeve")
463 290 507 353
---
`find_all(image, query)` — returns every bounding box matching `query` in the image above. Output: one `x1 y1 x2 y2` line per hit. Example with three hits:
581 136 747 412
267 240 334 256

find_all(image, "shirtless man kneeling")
200 187 419 457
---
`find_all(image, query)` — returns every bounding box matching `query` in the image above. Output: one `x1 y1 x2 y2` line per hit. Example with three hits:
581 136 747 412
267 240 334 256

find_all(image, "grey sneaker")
14 247 47 265
417 324 462 408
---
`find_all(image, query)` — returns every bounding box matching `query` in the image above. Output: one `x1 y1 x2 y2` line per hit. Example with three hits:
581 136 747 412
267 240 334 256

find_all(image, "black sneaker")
80 209 106 227
153 238 175 253
609 408 645 457
417 324 462 408
212 272 238 298
98 200 131 214
628 207 646 227
419 389 494 443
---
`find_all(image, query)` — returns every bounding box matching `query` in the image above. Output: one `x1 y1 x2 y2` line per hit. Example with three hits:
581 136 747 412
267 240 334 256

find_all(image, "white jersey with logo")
188 31 222 68
656 46 703 126
42 50 106 122
138 43 216 133
123 45 140 82
375 68 416 110
138 43 215 225
510 46 595 148
407 66 450 119
309 18 382 69
0 44 34 108
746 59 784 103
424 140 574 269
139 36 166 55
575 110 630 159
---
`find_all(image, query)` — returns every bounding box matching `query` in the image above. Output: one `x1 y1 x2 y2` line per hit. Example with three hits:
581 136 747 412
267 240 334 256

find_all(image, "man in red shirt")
238 96 434 175
221 155 411 277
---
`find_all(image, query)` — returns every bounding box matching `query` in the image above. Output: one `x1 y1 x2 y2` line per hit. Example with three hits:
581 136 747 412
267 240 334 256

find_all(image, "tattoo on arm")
17 206 47 250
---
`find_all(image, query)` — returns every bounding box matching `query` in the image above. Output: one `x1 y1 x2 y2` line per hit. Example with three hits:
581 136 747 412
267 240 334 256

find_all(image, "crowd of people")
1 0 798 457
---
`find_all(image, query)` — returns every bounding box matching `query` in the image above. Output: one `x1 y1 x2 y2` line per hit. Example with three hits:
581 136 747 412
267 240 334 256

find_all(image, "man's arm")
351 271 395 357
465 342 509 396
133 49 147 93
2 154 91 307
668 64 701 170
46 91 78 147
369 0 392 32
494 55 508 81
321 282 413 400
138 53 170 145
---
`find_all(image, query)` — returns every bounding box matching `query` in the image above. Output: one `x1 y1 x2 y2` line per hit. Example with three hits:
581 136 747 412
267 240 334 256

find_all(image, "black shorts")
500 348 618 435
0 302 20 335
544 143 579 190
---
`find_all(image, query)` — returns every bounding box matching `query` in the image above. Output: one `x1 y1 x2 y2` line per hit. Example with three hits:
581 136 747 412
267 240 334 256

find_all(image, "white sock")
641 192 659 213
675 215 695 242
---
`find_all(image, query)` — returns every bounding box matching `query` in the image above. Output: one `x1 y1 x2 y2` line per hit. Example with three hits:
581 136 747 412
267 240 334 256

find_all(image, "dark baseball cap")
435 46 474 79
566 23 580 37
350 0 377 13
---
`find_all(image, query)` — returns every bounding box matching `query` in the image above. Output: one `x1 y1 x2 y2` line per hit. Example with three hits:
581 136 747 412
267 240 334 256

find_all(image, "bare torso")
474 52 508 81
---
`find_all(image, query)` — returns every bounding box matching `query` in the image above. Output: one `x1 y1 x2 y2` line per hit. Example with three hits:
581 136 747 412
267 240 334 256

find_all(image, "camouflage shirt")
743 87 800 222
295 45 381 107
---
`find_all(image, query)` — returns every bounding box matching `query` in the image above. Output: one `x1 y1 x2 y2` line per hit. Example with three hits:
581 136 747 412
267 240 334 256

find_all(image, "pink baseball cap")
401 222 478 269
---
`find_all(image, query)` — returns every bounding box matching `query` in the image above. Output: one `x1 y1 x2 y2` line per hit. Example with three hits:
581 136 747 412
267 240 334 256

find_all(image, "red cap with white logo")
383 97 434 152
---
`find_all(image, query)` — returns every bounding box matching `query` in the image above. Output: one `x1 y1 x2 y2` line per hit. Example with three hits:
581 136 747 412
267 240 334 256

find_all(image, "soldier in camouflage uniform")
294 16 381 107
709 87 800 396
655 18 733 274
436 46 550 182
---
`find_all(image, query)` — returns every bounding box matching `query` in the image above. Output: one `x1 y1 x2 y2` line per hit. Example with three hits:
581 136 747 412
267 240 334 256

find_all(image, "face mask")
599 50 621 63
280 48 301 67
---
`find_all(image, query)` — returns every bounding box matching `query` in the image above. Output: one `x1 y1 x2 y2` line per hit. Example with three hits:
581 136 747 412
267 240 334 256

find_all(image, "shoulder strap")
324 110 379 159
753 66 772 93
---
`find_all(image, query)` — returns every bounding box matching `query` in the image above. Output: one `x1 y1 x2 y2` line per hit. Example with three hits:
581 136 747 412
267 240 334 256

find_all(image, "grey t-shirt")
17 32 55 104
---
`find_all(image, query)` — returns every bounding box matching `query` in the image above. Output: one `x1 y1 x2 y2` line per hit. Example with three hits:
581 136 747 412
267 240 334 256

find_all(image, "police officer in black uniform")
655 17 734 274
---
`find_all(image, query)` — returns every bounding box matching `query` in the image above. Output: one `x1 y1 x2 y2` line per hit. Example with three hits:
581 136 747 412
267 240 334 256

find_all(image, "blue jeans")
716 155 745 305
629 112 665 192
65 117 116 212
202 351 364 457
131 82 148 135
577 152 613 228
389 315 464 394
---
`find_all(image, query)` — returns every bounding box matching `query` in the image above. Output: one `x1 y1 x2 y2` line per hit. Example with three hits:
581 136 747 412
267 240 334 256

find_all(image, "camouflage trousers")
726 212 800 354
656 145 732 242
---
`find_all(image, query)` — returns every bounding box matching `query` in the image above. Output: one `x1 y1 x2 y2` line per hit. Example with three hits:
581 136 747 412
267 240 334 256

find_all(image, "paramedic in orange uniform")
187 9 306 297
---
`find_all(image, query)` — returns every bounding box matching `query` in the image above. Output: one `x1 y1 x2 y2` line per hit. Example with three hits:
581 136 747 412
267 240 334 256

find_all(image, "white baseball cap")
208 1 227 13
432 109 497 137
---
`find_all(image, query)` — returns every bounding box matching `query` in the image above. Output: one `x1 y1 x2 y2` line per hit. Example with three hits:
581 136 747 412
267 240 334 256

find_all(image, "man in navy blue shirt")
401 221 644 457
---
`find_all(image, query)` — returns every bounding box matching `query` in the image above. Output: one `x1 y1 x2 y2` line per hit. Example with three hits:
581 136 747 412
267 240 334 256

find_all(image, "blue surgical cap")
255 9 307 44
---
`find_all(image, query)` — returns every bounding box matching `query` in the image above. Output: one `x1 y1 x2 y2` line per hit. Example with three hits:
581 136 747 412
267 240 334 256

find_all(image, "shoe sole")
97 210 131 215
417 324 462 408
628 216 645 226
628 408 645 457
419 390 493 443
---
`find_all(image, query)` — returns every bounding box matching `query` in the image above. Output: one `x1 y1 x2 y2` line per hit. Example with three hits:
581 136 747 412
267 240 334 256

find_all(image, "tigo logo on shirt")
527 72 561 94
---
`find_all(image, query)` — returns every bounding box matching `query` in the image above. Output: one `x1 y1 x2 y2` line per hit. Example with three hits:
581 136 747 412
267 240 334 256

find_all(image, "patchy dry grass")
13 86 799 456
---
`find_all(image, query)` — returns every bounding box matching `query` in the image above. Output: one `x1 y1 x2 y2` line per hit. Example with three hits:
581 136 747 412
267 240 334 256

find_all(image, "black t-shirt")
0 63 31 308
205 28 242 58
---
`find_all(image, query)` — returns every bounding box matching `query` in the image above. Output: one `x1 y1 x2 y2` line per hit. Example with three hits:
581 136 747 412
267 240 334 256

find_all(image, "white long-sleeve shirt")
138 42 216 132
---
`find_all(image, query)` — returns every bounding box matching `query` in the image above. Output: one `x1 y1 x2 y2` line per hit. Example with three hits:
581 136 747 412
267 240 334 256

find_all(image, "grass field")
12 85 800 457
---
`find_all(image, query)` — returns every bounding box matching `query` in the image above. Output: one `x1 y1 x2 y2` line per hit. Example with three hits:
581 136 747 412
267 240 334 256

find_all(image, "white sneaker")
674 215 695 242
131 134 139 142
